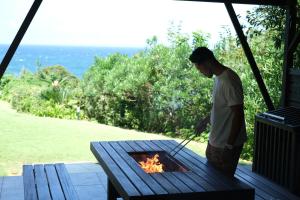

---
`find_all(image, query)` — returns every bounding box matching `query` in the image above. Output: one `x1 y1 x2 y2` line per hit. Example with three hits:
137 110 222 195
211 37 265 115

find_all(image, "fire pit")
91 140 254 200
129 151 188 173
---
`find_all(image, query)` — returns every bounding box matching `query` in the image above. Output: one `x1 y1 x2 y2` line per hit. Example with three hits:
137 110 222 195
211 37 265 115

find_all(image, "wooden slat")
161 172 193 193
235 170 282 199
150 173 182 194
150 140 229 191
160 139 255 197
125 140 144 151
172 172 205 192
44 164 65 200
132 141 194 193
90 142 140 198
237 166 300 200
151 140 250 196
134 140 158 151
111 142 168 195
180 171 215 191
152 140 233 190
118 141 183 194
272 126 277 181
55 163 79 200
136 140 214 192
101 142 155 196
23 165 38 200
34 165 52 200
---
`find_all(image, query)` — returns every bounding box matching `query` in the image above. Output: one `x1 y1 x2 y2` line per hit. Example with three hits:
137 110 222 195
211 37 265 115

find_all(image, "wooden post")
281 0 297 107
107 178 119 200
225 2 275 111
0 0 43 80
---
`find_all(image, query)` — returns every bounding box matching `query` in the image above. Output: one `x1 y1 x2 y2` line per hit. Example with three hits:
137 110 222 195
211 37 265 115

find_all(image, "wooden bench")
23 163 79 200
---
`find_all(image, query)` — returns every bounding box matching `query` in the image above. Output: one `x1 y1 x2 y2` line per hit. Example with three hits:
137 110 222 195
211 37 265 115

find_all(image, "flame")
139 154 164 173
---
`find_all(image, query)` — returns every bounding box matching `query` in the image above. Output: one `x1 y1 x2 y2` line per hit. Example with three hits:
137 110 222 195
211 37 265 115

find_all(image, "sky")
0 0 256 47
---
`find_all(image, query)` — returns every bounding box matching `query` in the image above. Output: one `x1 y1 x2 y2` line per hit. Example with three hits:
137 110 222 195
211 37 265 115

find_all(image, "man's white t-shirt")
209 69 247 148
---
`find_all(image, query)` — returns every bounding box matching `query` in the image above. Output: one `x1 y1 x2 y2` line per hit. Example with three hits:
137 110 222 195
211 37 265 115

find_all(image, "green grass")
0 101 210 176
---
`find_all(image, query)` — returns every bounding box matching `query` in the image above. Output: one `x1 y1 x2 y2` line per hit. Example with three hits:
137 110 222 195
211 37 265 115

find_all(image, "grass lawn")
0 101 209 176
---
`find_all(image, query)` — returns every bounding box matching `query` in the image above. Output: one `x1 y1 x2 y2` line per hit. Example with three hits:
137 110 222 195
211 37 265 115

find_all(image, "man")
189 47 247 177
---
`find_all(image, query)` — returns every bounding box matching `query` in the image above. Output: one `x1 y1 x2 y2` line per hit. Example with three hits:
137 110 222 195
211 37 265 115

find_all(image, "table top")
90 140 254 200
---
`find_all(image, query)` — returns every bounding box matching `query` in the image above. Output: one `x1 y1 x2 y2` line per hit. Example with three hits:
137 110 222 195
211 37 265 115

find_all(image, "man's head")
189 47 216 78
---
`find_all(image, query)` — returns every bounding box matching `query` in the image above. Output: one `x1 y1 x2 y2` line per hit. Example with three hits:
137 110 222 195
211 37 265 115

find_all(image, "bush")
0 66 86 120
82 27 212 135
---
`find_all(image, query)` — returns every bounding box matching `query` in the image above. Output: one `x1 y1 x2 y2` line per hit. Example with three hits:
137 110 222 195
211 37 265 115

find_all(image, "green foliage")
82 26 212 136
246 3 300 66
0 66 85 119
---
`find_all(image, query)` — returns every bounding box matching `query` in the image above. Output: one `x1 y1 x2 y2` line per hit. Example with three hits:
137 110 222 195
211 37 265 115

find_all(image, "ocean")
0 45 143 78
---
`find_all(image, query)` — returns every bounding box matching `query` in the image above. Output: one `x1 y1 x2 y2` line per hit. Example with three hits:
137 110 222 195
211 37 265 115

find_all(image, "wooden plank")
102 141 156 196
161 172 193 193
125 140 144 151
33 164 52 200
237 166 300 200
160 140 255 199
134 140 159 151
118 141 186 195
135 140 207 193
135 140 213 192
172 172 205 192
111 141 168 195
159 139 256 200
44 164 65 200
151 140 232 190
181 171 215 191
132 140 193 193
254 195 265 200
23 165 38 200
150 173 181 194
90 142 140 199
235 171 280 199
149 140 228 190
55 163 79 200
160 139 296 200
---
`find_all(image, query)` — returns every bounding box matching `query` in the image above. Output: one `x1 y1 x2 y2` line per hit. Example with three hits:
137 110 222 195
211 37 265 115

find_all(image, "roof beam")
225 2 275 111
180 0 287 6
0 0 43 80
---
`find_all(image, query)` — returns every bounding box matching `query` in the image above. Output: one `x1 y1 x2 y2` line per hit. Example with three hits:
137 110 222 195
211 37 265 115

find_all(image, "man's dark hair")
189 47 215 64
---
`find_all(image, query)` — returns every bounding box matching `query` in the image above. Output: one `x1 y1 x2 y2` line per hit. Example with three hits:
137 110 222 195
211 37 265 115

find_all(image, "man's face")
194 63 213 78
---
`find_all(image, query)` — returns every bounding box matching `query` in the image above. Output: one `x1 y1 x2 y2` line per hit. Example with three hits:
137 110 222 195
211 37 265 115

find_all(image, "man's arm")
226 104 244 146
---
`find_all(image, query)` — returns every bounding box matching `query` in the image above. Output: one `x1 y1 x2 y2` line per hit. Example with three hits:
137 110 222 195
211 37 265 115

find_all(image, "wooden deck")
1 158 299 199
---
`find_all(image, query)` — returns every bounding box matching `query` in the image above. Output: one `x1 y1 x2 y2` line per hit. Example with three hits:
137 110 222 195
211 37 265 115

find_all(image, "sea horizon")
0 44 144 78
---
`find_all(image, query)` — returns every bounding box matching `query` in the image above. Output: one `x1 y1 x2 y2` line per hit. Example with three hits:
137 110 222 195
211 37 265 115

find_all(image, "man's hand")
195 115 210 135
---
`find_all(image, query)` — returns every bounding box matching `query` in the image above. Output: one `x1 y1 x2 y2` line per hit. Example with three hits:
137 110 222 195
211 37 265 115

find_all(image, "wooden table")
90 140 254 200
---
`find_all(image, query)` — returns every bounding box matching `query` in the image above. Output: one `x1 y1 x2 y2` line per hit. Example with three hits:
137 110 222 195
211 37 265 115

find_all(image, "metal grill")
253 107 300 195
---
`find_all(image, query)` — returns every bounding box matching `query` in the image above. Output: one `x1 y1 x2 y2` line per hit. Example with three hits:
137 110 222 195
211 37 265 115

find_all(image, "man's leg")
206 142 243 177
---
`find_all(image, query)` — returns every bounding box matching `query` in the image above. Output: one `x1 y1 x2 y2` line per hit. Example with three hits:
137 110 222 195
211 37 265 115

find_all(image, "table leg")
107 178 118 200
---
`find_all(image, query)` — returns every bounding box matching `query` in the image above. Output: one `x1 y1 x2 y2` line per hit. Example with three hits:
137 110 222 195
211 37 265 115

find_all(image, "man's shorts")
205 142 243 177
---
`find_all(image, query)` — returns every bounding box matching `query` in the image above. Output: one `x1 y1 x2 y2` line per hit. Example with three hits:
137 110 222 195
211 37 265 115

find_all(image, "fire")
139 154 164 173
